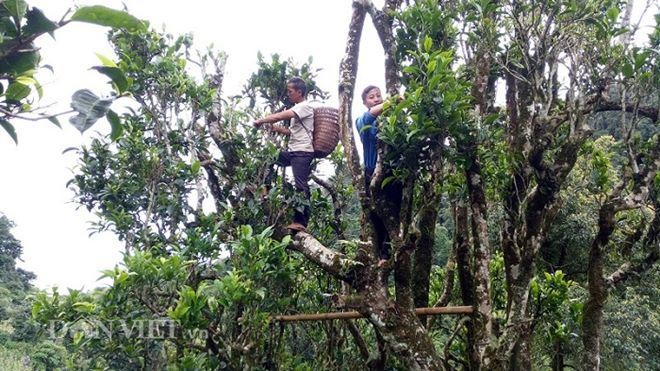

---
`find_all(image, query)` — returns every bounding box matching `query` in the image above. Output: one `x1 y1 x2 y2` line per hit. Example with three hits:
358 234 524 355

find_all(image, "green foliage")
243 53 328 112
530 281 586 370
0 343 30 371
488 252 508 316
602 267 660 370
68 89 114 134
0 2 142 143
70 5 146 32
0 213 60 368
394 0 457 65
30 341 67 370
0 213 35 327
381 37 471 179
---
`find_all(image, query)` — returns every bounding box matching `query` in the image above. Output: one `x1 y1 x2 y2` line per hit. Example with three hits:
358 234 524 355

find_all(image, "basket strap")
295 114 314 142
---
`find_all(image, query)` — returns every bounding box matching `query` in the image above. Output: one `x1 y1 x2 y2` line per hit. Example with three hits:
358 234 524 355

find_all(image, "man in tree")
356 85 402 267
254 77 315 232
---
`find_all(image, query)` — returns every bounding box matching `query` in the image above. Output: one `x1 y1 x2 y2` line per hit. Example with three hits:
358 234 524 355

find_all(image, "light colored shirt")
288 101 315 152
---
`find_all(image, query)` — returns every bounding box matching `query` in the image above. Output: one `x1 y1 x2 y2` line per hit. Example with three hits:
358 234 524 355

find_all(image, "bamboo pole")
274 306 474 322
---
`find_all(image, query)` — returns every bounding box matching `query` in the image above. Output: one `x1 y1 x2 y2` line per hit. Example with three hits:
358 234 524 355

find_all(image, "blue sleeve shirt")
356 110 378 173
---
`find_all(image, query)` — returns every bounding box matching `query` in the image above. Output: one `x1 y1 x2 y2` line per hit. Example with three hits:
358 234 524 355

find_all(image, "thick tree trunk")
412 205 437 321
551 339 566 371
365 0 402 95
465 154 494 367
292 232 445 368
454 201 481 370
582 205 614 371
582 160 657 370
309 4 446 365
338 0 369 206
413 152 444 324
463 11 497 364
356 281 443 370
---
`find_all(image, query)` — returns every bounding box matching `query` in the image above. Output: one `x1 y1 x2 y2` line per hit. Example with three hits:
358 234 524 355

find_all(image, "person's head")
361 85 382 108
286 77 307 103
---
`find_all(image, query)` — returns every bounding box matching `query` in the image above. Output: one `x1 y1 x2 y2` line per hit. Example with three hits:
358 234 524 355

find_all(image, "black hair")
361 85 380 102
287 77 308 97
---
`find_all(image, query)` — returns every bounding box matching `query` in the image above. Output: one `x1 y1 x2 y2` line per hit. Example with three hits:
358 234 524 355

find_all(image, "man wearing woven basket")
253 77 314 232
356 85 403 268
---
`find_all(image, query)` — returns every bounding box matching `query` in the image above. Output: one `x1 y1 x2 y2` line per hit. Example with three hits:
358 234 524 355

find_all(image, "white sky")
1 0 385 290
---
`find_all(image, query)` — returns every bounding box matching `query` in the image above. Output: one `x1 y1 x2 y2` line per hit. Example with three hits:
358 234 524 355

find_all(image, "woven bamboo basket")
312 107 340 158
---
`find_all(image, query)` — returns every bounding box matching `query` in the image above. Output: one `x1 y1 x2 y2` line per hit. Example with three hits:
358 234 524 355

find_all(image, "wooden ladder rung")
274 306 474 322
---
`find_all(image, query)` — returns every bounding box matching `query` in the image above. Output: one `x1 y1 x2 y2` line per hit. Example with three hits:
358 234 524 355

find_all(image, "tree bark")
338 0 370 208
454 201 481 370
413 152 444 323
464 153 494 366
582 204 613 371
412 203 438 320
583 156 657 370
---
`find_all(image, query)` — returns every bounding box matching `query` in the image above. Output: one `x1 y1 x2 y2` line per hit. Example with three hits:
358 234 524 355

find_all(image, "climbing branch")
289 232 361 283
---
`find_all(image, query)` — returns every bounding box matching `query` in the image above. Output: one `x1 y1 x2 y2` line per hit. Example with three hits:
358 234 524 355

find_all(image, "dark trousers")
365 168 403 260
266 151 314 226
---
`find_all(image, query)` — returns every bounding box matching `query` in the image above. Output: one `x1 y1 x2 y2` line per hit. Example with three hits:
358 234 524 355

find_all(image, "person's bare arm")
369 95 402 117
270 125 291 135
253 109 295 135
369 102 384 117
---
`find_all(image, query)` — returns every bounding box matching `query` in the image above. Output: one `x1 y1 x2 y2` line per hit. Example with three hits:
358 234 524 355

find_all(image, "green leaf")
0 16 19 37
621 62 633 78
484 113 500 126
34 80 43 98
23 7 58 36
106 109 122 140
403 65 419 74
68 89 113 133
71 6 145 32
406 128 420 142
72 301 95 313
95 52 117 68
359 124 373 133
633 51 648 69
72 331 85 346
0 118 18 144
381 176 395 189
605 7 619 23
0 51 40 75
3 0 28 21
191 160 201 175
5 81 30 101
428 74 442 89
47 116 61 128
423 36 433 52
14 75 35 86
427 59 437 73
91 66 128 93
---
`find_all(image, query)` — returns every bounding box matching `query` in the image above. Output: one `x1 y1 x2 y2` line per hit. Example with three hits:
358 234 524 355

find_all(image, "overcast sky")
0 0 386 290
